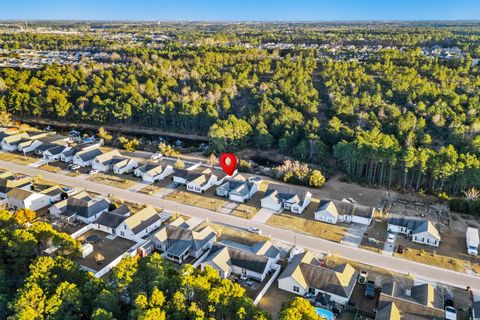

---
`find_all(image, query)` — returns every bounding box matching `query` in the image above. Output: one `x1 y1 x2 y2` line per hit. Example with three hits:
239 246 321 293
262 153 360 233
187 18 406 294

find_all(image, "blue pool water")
315 307 334 320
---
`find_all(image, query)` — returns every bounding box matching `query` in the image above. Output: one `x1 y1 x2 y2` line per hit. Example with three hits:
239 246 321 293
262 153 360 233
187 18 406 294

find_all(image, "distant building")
72 147 103 167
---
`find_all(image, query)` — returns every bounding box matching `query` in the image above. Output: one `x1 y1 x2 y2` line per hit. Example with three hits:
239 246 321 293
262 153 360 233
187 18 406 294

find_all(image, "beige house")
278 250 357 306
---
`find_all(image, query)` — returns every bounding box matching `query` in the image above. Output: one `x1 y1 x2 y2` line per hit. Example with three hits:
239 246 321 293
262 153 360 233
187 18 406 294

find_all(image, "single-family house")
72 147 103 167
376 281 444 319
112 158 139 174
261 184 312 214
91 150 123 172
314 200 374 226
1 133 30 151
0 172 32 198
201 239 280 281
278 250 357 306
115 205 162 240
216 175 261 203
6 185 64 211
173 167 218 193
60 143 101 163
151 217 216 264
19 134 69 154
42 145 67 160
49 191 110 223
134 163 174 182
94 204 131 235
387 217 441 247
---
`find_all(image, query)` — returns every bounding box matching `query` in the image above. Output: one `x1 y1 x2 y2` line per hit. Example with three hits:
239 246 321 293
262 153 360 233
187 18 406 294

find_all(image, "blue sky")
0 0 479 21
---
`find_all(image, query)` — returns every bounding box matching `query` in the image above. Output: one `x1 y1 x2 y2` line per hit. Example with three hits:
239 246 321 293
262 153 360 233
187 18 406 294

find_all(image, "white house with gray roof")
278 250 357 306
91 150 123 172
201 239 280 281
315 199 374 226
49 191 110 223
387 217 441 247
72 147 103 167
216 175 261 203
173 167 218 193
261 184 311 214
134 163 174 183
112 157 139 174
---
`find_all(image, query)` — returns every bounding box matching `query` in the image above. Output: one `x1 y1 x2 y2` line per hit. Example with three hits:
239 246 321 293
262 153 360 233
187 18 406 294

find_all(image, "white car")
150 152 163 160
89 169 99 175
248 227 262 235
387 233 396 244
69 164 80 171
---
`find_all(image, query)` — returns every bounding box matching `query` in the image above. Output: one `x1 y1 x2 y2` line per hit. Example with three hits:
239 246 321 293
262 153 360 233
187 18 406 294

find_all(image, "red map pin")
219 153 237 176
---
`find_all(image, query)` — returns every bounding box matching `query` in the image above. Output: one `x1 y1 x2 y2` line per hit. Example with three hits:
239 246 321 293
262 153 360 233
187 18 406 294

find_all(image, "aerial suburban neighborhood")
0 4 479 320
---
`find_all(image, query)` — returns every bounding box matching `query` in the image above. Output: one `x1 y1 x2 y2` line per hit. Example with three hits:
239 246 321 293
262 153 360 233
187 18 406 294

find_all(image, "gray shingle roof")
78 148 103 161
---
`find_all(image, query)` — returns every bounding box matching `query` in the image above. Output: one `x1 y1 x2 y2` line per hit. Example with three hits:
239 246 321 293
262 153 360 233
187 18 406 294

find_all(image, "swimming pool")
315 307 335 320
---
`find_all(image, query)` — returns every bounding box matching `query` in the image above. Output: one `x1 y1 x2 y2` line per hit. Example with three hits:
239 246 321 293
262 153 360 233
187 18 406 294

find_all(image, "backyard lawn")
165 190 229 211
0 152 37 165
88 173 138 189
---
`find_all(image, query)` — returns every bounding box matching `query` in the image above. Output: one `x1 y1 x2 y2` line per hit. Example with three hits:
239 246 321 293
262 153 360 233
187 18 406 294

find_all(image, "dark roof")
66 192 109 218
44 145 66 155
36 142 58 152
317 199 373 219
388 217 426 231
109 204 131 216
78 148 102 161
95 211 128 229
174 169 205 181
61 147 78 157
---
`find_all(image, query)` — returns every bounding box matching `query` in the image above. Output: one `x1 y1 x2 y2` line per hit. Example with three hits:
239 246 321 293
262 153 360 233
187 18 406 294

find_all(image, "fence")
253 263 281 306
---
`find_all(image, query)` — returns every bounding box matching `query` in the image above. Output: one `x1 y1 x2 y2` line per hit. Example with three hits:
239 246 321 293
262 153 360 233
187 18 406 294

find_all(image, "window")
293 286 299 293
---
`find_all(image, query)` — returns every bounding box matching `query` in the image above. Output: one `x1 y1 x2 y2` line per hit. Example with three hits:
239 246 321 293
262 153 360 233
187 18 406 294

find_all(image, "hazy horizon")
1 0 479 22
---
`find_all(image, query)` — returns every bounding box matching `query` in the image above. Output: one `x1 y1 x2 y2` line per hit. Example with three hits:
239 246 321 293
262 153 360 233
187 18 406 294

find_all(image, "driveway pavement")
341 224 365 247
383 238 395 256
2 159 480 290
251 208 276 223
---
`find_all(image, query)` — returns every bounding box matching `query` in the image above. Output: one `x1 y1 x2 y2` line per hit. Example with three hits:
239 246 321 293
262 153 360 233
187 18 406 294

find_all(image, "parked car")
358 271 368 284
150 152 163 160
248 227 262 235
89 169 99 175
387 233 396 244
240 275 248 281
365 281 376 299
69 164 80 171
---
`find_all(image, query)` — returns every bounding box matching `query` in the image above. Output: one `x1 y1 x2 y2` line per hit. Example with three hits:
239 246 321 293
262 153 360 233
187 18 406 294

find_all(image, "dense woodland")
0 210 277 319
0 22 480 196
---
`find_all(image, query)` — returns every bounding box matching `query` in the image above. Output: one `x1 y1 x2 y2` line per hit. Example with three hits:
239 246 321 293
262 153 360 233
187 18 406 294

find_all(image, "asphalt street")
1 159 479 290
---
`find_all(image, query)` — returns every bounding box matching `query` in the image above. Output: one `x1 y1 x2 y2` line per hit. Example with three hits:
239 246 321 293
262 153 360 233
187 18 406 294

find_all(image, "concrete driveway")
383 235 396 256
252 208 276 223
341 224 365 247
